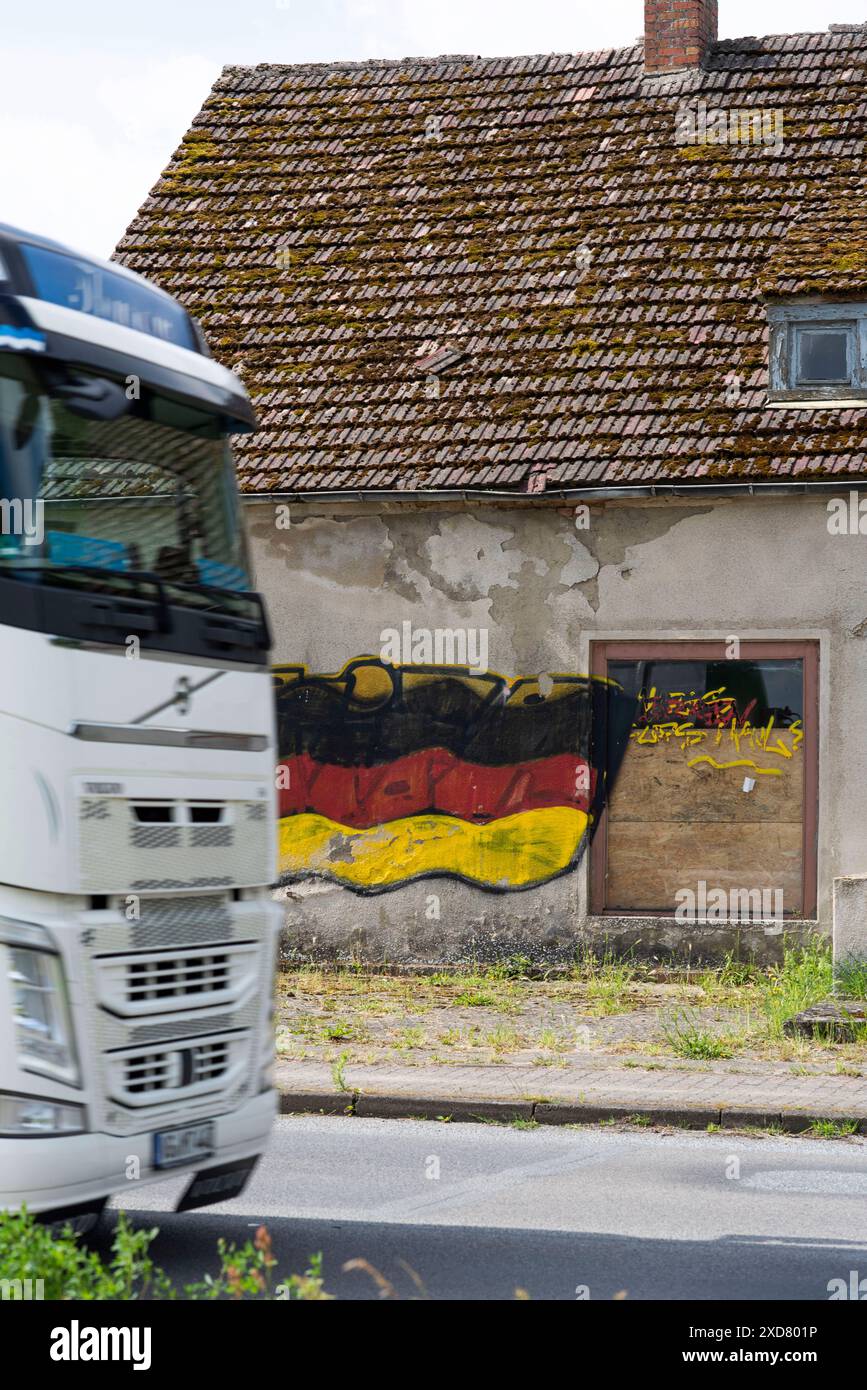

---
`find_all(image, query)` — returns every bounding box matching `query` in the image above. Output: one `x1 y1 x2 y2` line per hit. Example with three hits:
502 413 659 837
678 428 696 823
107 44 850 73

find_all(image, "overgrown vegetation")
836 957 867 1001
807 1118 859 1140
761 938 834 1040
275 937 866 1071
0 1210 331 1301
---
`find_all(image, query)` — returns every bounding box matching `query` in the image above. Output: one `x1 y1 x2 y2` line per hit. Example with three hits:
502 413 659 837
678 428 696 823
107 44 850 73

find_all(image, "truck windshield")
20 242 197 350
0 355 251 608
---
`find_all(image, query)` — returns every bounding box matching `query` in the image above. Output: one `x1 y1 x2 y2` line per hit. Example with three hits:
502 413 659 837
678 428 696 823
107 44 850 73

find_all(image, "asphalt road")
105 1116 867 1300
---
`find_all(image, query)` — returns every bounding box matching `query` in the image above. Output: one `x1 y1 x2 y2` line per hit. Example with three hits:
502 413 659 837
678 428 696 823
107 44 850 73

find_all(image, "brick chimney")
644 0 718 73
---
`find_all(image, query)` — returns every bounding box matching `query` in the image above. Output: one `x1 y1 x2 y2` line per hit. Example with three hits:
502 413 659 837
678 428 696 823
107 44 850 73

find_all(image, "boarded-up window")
590 642 817 918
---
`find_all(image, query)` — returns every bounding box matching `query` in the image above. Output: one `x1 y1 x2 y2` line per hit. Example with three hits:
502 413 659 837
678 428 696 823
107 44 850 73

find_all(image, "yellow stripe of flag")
278 807 589 891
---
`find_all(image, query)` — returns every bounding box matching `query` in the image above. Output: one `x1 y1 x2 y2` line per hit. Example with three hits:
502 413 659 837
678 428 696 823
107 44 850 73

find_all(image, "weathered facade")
117 4 867 964
248 490 863 965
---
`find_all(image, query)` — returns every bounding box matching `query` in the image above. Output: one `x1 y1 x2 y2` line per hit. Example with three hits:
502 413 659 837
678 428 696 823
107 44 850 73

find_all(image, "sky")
1 0 863 258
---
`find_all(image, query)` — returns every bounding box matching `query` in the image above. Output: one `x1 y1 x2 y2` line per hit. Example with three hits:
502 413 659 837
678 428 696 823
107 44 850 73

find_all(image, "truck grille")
109 1032 247 1107
78 795 271 893
125 1040 230 1095
95 941 260 1018
127 952 231 1005
79 894 281 1135
191 1040 230 1083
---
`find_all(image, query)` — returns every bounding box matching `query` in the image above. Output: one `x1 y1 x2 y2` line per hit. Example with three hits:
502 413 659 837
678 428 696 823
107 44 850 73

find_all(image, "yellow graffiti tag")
687 757 783 777
632 702 803 777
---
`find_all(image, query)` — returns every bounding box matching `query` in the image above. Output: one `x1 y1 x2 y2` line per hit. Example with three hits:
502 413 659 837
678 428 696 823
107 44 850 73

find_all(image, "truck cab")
0 224 280 1224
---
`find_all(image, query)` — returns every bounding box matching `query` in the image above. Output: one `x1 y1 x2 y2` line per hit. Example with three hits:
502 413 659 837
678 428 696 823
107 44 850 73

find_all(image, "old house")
117 1 867 966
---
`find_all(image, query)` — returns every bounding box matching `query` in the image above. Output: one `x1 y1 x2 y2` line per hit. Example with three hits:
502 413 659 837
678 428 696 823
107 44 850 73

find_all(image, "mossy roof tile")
116 29 867 491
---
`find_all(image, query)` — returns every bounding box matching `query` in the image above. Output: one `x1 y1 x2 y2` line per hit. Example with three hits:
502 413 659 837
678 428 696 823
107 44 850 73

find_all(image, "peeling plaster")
249 510 393 590
422 514 526 597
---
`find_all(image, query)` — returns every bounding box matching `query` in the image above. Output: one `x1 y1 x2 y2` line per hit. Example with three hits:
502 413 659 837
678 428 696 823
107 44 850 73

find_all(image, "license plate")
153 1120 215 1170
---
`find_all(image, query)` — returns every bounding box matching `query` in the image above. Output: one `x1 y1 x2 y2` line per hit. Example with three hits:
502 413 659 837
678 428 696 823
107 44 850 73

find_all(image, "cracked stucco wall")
246 493 866 966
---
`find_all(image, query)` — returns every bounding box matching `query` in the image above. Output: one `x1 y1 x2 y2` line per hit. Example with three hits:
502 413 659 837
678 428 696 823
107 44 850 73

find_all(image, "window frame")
588 639 819 919
768 301 867 404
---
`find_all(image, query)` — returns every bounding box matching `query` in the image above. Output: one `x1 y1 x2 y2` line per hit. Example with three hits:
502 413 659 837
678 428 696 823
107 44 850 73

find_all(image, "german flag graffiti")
274 657 634 893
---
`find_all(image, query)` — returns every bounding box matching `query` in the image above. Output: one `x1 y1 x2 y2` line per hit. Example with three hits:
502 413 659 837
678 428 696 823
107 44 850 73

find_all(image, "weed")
835 958 867 1001
0 1210 329 1300
662 1010 734 1060
320 1020 355 1042
761 937 833 1040
486 954 535 981
331 1051 350 1092
808 1118 859 1139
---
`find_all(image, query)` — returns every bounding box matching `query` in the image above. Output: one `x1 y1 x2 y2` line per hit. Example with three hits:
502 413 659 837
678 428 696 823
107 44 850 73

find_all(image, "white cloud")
0 49 217 257
2 1 865 256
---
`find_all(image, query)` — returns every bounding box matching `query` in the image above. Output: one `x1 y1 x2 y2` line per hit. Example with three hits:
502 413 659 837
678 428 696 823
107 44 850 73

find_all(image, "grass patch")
571 946 637 1015
394 1026 427 1051
835 958 867 1000
484 1027 524 1055
807 1118 859 1139
761 937 833 1040
662 1010 735 1060
454 989 499 1007
319 1019 356 1042
486 954 536 981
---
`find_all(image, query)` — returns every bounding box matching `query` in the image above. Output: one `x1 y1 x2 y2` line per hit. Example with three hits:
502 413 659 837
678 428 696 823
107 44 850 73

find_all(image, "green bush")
0 1209 331 1301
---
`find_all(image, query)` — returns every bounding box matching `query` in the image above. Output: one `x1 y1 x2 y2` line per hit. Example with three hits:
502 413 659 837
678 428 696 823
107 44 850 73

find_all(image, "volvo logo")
167 1049 194 1088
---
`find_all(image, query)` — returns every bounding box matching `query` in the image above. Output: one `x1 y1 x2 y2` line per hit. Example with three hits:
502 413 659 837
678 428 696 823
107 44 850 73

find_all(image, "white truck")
0 223 280 1227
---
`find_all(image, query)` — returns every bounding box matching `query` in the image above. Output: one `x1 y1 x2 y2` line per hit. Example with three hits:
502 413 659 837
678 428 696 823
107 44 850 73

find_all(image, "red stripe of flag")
277 749 594 828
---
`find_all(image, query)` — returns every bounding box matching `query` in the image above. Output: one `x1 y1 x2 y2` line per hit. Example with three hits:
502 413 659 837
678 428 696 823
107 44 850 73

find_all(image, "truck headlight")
0 1093 85 1136
6 946 80 1087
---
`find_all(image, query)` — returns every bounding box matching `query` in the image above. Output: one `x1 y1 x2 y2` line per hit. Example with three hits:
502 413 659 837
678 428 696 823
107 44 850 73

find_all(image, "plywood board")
608 729 804 824
606 821 803 912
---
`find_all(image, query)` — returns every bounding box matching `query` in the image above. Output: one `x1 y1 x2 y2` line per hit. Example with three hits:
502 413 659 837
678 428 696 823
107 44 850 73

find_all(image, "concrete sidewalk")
275 1053 867 1131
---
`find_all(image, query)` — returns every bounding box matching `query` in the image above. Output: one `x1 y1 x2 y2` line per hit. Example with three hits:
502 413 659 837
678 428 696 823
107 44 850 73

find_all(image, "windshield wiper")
161 579 270 648
1 562 171 631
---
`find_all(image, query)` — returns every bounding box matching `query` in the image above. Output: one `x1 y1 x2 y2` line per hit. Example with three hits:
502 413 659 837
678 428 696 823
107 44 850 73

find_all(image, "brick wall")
644 0 718 73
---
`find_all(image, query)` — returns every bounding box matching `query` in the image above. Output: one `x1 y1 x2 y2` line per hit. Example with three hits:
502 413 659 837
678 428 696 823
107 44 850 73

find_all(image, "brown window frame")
589 639 819 919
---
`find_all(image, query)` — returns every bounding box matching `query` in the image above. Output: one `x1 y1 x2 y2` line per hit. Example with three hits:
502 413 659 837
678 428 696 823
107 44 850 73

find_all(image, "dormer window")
768 303 867 404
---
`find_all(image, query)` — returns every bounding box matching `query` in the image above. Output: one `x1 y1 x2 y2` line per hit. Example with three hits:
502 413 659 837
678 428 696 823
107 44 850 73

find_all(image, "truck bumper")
0 1089 277 1215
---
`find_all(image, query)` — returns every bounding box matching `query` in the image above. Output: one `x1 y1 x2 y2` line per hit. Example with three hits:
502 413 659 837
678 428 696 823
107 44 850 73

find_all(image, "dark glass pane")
608 659 803 729
797 329 850 383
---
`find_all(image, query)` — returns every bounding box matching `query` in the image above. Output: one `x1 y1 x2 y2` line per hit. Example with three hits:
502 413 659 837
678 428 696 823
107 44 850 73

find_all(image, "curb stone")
280 1089 356 1116
278 1087 867 1134
719 1109 786 1130
354 1095 534 1123
535 1102 719 1128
